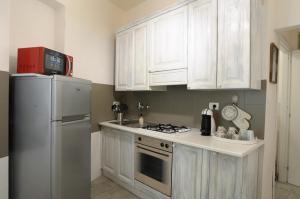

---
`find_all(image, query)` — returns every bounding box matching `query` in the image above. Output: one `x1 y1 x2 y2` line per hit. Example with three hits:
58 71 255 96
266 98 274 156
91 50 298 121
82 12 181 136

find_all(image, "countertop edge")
99 121 264 158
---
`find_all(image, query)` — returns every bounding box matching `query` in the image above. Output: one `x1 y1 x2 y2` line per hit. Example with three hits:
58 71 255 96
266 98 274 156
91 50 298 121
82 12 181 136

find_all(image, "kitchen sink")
109 120 154 128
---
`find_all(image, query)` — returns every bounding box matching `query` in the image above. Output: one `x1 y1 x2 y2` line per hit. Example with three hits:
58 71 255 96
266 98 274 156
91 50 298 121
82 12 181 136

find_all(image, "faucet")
137 101 150 112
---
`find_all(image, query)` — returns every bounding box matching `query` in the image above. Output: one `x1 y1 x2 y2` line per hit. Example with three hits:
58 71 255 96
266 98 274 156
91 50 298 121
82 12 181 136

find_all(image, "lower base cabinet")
102 128 134 186
172 144 261 199
101 127 262 199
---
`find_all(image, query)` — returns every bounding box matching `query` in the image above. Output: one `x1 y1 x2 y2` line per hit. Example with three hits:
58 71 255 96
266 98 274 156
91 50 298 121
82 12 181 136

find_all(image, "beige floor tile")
92 176 139 199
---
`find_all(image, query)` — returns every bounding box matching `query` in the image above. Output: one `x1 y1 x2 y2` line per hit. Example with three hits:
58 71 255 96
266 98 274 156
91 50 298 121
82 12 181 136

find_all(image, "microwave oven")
17 47 73 76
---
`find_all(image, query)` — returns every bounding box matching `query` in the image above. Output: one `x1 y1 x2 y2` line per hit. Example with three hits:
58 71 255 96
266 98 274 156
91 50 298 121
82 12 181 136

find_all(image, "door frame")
276 37 292 183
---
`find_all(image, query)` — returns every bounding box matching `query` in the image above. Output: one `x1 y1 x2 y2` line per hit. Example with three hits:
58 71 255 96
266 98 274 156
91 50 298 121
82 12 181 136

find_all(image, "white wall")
0 157 8 199
275 0 300 29
91 131 102 181
56 0 125 85
0 0 10 72
9 0 60 73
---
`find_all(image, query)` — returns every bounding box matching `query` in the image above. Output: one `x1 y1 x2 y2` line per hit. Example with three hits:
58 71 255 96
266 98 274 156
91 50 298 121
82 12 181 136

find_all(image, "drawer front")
149 69 187 86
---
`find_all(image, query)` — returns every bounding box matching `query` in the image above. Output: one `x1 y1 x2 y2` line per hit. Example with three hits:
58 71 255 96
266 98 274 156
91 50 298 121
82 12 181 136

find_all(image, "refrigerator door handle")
61 116 90 125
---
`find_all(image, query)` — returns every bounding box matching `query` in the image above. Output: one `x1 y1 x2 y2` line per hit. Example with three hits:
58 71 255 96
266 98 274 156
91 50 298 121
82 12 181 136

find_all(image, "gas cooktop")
142 123 191 134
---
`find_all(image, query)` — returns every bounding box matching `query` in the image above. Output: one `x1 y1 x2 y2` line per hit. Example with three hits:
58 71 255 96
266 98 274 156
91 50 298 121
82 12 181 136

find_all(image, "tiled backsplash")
117 81 267 139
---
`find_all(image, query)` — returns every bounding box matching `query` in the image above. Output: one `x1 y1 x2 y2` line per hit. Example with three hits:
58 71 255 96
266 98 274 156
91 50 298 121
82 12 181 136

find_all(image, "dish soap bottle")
139 113 144 127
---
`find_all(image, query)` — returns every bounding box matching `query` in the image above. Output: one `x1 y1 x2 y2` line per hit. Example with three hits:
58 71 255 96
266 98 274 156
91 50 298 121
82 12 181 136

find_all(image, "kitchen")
0 0 299 199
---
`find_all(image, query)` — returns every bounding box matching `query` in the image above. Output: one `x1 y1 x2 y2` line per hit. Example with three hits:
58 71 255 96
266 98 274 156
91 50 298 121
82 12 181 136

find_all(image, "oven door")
135 143 172 196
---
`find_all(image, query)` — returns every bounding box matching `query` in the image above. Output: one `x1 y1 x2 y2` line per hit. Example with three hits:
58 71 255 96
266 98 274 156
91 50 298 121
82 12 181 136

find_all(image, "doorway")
275 27 300 199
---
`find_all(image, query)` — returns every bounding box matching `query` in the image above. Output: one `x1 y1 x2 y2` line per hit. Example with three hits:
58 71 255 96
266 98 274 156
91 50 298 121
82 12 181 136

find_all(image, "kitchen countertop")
99 121 264 157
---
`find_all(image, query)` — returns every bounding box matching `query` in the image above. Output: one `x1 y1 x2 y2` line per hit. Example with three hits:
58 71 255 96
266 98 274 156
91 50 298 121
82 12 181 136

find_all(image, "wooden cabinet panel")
149 6 188 72
102 130 117 176
115 31 133 91
172 144 202 199
117 132 135 185
188 0 217 89
217 0 251 89
132 23 149 90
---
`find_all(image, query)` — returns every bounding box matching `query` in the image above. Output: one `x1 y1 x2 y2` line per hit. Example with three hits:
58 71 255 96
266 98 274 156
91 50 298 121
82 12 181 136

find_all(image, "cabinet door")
102 130 117 176
217 0 250 88
132 23 149 90
149 6 188 72
172 144 202 199
115 31 133 91
207 152 242 199
188 0 217 89
117 132 135 185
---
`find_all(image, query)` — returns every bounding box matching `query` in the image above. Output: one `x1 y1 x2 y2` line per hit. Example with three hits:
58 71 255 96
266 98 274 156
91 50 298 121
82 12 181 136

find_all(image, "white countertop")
99 121 264 158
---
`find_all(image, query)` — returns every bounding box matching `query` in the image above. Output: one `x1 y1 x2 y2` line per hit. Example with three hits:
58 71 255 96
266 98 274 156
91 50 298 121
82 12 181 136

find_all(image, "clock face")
222 105 238 121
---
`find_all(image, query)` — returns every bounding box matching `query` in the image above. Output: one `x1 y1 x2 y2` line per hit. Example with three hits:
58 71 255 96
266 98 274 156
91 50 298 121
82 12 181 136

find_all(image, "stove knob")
138 137 142 141
165 144 169 148
160 143 165 147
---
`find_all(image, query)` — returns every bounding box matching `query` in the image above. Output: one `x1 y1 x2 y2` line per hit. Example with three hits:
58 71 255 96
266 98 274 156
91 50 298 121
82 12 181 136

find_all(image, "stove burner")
143 124 191 134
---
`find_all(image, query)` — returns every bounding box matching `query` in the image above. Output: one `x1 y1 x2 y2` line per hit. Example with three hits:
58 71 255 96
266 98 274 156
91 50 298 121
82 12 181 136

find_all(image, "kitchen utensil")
201 108 216 136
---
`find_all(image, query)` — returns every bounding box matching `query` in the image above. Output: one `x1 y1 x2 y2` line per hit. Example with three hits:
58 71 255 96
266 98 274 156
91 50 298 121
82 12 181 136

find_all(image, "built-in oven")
135 135 173 197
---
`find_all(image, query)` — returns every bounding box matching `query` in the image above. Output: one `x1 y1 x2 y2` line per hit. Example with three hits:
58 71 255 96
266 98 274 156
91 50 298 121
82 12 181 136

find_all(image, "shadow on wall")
117 81 267 139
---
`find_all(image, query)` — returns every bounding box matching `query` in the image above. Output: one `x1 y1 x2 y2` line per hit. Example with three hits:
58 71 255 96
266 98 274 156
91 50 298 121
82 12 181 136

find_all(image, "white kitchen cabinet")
102 129 117 176
149 6 188 72
102 128 135 187
187 0 217 89
117 131 135 186
115 30 133 91
172 144 202 199
217 0 263 89
132 23 149 90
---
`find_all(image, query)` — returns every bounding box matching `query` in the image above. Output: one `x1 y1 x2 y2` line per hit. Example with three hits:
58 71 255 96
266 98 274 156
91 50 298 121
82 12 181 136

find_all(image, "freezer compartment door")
52 118 91 199
52 77 91 120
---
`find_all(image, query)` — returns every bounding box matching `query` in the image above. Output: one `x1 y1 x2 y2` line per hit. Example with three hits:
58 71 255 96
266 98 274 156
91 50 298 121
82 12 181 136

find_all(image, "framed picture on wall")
270 43 279 84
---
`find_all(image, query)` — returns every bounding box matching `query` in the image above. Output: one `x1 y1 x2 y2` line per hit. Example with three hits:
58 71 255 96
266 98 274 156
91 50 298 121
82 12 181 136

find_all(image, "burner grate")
143 124 191 134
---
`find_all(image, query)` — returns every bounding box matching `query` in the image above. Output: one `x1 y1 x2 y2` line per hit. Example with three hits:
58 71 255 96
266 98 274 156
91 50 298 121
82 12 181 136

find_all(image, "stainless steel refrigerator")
10 75 91 199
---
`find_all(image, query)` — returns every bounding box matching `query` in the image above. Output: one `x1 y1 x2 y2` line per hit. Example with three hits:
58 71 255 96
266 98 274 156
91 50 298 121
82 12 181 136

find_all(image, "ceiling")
110 0 146 10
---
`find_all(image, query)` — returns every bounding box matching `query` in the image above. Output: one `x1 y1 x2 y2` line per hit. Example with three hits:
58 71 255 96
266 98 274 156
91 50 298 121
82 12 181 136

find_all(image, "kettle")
200 108 216 136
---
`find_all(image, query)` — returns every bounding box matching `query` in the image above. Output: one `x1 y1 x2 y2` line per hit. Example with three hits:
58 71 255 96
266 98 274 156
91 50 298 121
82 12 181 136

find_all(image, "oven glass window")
139 153 164 182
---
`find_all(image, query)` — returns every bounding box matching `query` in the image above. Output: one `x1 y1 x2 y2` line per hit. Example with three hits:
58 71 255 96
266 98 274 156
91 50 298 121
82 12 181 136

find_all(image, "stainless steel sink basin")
109 120 153 128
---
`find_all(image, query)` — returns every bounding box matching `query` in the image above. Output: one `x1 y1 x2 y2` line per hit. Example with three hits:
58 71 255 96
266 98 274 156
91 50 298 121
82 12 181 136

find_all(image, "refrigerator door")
52 75 92 121
10 76 52 199
52 118 91 199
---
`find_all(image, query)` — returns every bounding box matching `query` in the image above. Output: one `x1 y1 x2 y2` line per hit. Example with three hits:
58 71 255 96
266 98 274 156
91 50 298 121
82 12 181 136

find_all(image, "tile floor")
91 176 139 199
275 182 300 199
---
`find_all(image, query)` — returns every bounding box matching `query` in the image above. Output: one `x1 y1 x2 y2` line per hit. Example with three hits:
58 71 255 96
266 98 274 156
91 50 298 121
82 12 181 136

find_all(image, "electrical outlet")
209 102 220 110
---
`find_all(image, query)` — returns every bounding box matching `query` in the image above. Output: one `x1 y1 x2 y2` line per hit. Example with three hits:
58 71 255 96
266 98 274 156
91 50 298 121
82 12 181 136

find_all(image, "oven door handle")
135 144 172 160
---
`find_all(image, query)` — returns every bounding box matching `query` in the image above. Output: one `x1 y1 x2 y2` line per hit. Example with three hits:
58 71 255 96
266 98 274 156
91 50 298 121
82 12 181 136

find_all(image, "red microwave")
17 47 73 76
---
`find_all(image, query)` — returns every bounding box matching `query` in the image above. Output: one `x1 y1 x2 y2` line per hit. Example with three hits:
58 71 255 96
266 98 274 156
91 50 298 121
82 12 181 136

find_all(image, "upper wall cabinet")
188 0 263 90
217 0 263 89
115 0 263 91
132 23 149 90
115 31 133 91
148 6 188 73
187 0 217 89
116 23 153 91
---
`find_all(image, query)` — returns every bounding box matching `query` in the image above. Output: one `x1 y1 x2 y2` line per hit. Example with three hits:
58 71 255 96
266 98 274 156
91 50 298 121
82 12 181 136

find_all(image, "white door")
288 50 300 186
217 0 250 89
102 130 117 176
117 132 134 185
149 6 188 72
132 23 149 90
115 30 133 91
187 0 217 89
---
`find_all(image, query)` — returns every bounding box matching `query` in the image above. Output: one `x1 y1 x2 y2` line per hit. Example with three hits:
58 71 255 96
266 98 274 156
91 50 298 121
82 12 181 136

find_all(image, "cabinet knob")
138 137 142 141
160 143 165 147
165 144 169 148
